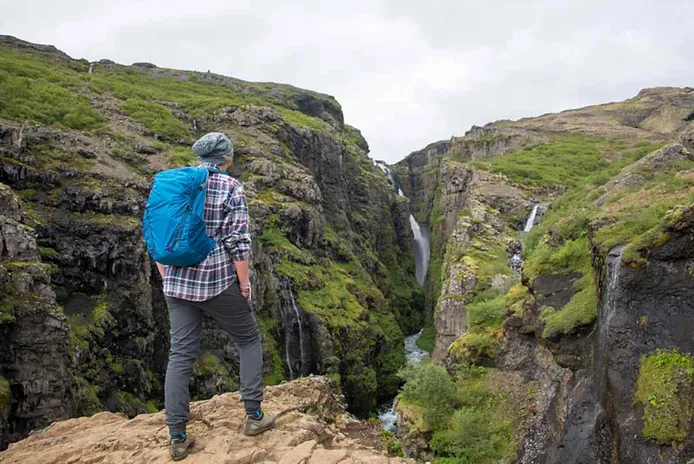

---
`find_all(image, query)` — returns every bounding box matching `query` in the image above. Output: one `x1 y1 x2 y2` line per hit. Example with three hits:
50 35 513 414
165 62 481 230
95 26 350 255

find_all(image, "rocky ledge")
0 376 411 464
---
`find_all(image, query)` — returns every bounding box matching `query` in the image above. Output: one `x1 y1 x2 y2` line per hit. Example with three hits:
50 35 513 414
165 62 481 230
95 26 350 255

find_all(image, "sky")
2 0 693 163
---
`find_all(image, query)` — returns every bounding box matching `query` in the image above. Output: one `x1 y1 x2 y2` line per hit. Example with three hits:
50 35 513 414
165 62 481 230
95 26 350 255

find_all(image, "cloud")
2 0 693 162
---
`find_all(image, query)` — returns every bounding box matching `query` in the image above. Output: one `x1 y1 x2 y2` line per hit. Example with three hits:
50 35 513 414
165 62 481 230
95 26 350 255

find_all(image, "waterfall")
374 160 397 188
378 330 429 432
523 204 540 233
88 63 94 74
372 159 431 288
511 204 541 273
281 287 306 380
193 119 198 134
289 290 306 374
410 215 430 288
604 246 625 329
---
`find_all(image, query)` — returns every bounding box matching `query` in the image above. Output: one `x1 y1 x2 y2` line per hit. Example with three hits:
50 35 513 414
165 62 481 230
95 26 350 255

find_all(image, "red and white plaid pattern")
162 163 250 301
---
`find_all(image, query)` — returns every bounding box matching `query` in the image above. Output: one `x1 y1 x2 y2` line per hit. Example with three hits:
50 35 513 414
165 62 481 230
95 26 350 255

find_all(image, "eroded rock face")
0 188 73 450
0 376 412 464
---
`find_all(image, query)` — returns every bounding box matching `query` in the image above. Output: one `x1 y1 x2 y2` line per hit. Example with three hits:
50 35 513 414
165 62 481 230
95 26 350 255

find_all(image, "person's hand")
240 283 252 301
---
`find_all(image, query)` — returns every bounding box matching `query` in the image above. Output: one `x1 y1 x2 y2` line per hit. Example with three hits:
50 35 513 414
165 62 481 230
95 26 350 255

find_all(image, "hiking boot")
244 412 276 436
169 434 195 461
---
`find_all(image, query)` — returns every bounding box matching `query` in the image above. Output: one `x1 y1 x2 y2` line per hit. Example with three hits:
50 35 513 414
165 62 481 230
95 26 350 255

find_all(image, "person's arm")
221 181 252 299
155 262 166 279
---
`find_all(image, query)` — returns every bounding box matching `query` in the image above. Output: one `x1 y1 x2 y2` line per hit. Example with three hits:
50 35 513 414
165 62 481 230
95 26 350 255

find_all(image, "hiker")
147 132 275 461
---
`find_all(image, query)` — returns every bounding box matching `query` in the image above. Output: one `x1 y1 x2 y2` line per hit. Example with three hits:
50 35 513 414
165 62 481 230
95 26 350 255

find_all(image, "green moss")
122 98 190 141
38 246 60 260
257 316 285 386
416 325 437 352
467 294 506 329
448 328 501 366
74 376 102 417
0 376 10 412
145 400 160 414
541 277 597 338
193 351 238 393
169 148 198 167
113 390 147 417
634 349 694 444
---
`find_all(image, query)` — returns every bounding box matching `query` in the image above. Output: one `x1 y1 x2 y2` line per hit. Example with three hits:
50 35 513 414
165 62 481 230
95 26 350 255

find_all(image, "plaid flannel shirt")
162 163 251 301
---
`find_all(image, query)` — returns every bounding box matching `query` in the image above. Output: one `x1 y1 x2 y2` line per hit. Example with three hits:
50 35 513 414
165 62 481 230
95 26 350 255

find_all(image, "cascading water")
281 287 306 380
511 204 541 272
410 215 431 288
289 290 306 373
378 330 429 432
371 158 431 431
603 245 625 330
88 63 94 74
523 204 540 233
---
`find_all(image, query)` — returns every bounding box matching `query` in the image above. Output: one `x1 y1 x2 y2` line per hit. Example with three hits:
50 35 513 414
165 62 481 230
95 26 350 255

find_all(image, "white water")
523 204 540 233
410 215 431 288
282 288 306 380
88 63 94 74
289 289 306 375
378 330 429 432
604 246 625 329
511 204 541 272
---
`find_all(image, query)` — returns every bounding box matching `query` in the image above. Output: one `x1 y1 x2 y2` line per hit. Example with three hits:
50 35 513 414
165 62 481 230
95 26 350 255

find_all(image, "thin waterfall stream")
373 160 431 432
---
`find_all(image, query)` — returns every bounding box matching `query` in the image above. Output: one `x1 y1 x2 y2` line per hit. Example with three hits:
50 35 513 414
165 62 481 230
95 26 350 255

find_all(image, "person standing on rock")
151 132 275 461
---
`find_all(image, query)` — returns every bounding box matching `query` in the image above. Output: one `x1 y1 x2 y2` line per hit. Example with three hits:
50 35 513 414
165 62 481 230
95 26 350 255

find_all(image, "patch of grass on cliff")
0 376 10 412
634 349 694 444
416 325 437 352
122 98 190 140
472 134 663 189
0 49 106 130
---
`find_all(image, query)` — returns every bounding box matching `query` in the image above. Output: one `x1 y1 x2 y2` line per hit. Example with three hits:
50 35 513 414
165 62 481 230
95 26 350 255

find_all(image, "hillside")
0 35 423 450
392 86 694 463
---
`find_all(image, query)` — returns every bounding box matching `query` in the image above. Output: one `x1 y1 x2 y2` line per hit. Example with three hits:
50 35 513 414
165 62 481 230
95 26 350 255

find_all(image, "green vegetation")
0 52 106 130
169 148 198 167
398 364 517 463
472 134 663 189
0 45 329 138
122 98 190 140
634 349 694 444
74 376 102 417
399 361 456 430
416 325 437 352
495 135 692 336
0 376 10 412
379 430 405 457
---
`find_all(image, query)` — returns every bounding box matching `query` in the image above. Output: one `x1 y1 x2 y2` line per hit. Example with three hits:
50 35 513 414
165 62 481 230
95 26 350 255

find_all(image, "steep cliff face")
395 88 694 463
0 36 423 448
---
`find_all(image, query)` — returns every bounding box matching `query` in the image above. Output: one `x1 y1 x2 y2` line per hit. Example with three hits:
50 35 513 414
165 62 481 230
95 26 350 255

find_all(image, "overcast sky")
2 1 693 163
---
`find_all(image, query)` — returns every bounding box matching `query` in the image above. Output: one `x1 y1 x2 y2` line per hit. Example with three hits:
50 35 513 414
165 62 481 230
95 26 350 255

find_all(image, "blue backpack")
142 166 226 267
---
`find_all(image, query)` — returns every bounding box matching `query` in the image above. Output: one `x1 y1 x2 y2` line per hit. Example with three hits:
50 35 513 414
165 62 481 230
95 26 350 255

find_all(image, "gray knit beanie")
192 132 234 165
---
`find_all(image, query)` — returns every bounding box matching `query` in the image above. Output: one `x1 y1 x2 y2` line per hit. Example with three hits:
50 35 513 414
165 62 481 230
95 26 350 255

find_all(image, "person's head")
192 132 233 170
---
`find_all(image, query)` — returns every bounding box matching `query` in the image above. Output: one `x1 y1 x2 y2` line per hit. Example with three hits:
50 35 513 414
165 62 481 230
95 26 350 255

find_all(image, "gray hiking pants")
164 283 263 434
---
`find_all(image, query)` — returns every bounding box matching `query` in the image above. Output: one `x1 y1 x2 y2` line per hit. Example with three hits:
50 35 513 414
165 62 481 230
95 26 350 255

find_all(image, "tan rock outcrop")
0 377 412 464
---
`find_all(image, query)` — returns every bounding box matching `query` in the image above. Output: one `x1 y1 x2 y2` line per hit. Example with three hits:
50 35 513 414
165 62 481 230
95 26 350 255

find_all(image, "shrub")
399 361 456 430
